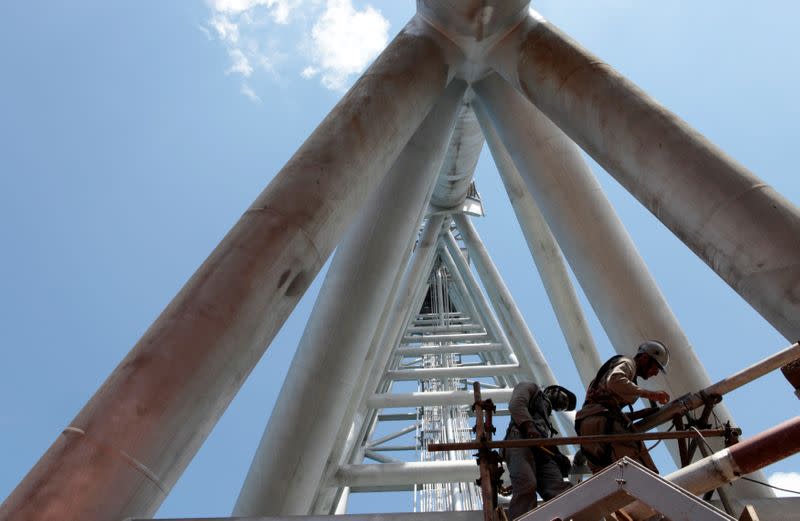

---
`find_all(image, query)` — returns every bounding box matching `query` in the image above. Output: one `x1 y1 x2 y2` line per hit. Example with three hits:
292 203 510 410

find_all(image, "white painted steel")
414 318 471 325
439 242 520 384
368 389 513 409
489 12 800 340
336 461 482 488
1 18 463 521
386 364 520 381
395 343 503 356
472 99 601 388
418 312 467 318
310 218 445 514
403 332 487 343
364 451 402 464
440 236 522 370
333 488 350 515
234 81 468 516
450 218 560 390
430 104 484 210
416 0 529 45
437 247 483 325
406 324 484 333
367 424 418 448
471 74 766 491
706 342 800 397
440 244 517 363
311 224 427 513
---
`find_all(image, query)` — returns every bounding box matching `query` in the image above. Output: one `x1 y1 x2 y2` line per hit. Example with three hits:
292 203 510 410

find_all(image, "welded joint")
62 426 167 495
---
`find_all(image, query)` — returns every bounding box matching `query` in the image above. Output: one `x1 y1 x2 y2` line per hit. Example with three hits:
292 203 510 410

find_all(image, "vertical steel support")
472 73 767 495
472 100 601 388
313 216 446 513
234 80 467 516
489 13 800 340
0 17 461 521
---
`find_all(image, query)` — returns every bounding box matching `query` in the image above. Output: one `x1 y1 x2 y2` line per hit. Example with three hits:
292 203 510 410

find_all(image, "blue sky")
1 1 799 517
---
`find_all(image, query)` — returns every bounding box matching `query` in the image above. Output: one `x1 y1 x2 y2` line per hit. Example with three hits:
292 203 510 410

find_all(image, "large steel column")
489 13 800 339
0 17 461 521
472 74 766 494
310 232 414 515
472 100 601 388
311 217 445 514
234 80 467 516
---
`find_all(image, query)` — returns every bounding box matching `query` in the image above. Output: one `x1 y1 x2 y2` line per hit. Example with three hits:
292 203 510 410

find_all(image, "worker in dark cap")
575 340 671 473
504 382 577 519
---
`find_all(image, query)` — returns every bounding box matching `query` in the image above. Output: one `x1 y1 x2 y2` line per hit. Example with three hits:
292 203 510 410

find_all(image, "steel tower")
3 2 800 521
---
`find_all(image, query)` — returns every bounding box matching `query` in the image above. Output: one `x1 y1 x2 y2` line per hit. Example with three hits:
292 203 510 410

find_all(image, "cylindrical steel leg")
472 100 601 388
489 13 800 340
313 216 445 514
472 72 767 495
233 80 467 516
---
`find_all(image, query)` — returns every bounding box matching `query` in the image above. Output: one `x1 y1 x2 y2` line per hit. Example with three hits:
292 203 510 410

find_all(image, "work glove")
520 421 540 438
555 452 572 478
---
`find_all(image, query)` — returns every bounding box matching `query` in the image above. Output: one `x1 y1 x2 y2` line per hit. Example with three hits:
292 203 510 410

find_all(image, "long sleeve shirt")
585 356 644 409
508 382 556 438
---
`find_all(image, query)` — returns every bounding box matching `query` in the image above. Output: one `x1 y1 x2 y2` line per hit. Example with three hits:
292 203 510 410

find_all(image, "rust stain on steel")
729 416 800 475
258 32 448 253
781 358 800 390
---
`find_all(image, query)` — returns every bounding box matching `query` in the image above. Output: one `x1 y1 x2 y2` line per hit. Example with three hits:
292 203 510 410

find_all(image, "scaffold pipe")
624 416 800 519
636 343 800 431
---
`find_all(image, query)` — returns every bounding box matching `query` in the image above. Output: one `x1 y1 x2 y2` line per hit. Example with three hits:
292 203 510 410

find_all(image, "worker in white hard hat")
574 340 671 473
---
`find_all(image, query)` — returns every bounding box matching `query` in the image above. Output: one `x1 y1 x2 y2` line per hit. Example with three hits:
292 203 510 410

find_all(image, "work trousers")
577 414 658 473
505 441 571 520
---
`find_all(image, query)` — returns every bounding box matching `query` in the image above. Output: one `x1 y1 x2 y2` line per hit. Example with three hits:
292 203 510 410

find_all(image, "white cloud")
203 0 390 94
307 0 389 91
241 84 262 103
209 14 240 43
768 472 800 497
209 0 300 24
227 48 253 76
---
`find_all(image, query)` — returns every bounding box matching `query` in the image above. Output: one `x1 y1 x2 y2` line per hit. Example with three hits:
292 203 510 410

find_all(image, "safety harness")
574 355 636 468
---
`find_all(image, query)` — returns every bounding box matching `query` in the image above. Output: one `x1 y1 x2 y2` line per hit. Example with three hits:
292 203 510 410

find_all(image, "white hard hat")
637 340 669 373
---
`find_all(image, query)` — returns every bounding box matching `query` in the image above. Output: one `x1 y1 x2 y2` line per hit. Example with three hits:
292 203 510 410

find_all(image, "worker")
574 340 671 473
505 382 577 519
